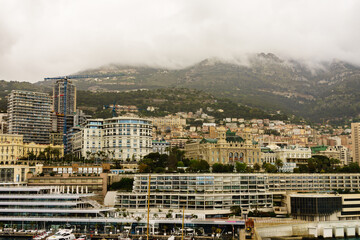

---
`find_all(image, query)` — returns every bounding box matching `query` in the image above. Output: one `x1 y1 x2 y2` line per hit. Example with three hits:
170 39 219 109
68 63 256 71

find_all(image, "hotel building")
73 116 152 161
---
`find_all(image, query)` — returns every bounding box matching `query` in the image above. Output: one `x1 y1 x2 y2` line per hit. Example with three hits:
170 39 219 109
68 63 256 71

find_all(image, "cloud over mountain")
0 0 360 82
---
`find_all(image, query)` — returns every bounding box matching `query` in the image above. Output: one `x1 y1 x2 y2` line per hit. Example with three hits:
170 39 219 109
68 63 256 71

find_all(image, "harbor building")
0 186 244 235
288 193 360 221
8 90 51 144
108 173 360 219
185 127 261 166
0 186 114 232
27 172 108 196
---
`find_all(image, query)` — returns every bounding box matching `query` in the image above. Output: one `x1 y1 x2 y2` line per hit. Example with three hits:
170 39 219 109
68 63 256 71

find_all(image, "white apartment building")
103 116 152 160
260 148 277 163
273 146 312 164
76 119 104 158
74 116 152 161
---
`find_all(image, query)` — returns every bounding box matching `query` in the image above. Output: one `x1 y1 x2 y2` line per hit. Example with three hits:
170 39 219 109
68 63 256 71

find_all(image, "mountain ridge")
30 54 360 123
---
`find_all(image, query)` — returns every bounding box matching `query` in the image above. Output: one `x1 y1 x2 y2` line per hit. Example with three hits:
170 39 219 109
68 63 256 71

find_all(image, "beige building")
185 127 261 165
27 172 108 196
352 122 360 165
0 163 43 184
0 134 64 163
151 115 186 128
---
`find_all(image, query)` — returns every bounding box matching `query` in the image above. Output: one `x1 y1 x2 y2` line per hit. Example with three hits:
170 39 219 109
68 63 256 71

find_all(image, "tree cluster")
109 177 134 192
212 163 234 173
293 155 359 173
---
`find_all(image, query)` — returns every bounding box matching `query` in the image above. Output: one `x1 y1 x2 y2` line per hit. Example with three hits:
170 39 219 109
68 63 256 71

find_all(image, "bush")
109 178 134 192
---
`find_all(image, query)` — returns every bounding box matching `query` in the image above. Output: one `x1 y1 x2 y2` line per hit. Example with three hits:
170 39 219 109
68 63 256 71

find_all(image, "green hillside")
76 88 289 121
35 54 360 123
0 81 289 121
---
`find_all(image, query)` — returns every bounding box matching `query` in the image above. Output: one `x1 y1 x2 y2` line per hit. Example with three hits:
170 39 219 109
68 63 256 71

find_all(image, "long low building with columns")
106 173 360 220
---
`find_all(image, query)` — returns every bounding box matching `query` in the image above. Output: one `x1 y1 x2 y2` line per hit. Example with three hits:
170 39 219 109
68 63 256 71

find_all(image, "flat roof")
0 216 245 225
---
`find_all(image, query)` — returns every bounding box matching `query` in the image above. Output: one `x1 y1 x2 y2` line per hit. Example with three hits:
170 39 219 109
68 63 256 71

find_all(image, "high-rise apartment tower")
53 79 76 115
8 90 51 144
352 122 360 165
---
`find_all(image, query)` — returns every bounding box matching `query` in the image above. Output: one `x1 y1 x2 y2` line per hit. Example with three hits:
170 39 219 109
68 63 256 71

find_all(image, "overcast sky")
1 0 360 82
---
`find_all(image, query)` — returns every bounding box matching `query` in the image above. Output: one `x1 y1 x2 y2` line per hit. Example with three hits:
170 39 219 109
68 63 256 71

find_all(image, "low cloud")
0 0 360 82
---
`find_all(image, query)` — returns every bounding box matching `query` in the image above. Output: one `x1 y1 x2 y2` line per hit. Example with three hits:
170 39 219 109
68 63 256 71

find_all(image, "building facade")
27 172 108 196
103 116 152 160
352 122 360 165
312 145 351 165
8 90 51 144
53 78 76 115
185 127 261 165
0 134 64 163
151 115 186 128
110 173 360 215
276 146 312 164
152 140 170 154
73 116 152 161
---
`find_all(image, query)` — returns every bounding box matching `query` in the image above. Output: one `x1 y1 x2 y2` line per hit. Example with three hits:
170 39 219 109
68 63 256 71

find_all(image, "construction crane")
103 100 117 117
45 74 124 153
44 73 125 81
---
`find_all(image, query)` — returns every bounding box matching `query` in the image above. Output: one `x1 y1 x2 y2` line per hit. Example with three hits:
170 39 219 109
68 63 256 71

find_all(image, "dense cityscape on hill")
1 0 360 239
0 71 360 238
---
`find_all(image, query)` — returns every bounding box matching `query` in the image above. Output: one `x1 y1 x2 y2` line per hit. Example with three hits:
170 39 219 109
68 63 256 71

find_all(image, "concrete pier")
334 226 344 238
308 227 317 238
257 220 360 239
346 226 356 237
322 227 333 238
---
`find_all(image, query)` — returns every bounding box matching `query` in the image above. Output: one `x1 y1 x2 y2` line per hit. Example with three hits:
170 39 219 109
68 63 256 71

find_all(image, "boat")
75 235 88 240
46 229 76 240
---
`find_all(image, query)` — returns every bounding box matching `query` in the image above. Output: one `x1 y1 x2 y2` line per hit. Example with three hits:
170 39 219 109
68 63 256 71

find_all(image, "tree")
212 163 223 173
253 163 261 172
245 166 254 173
138 163 152 173
341 162 360 173
177 161 185 168
235 162 247 173
230 206 242 216
263 163 277 173
51 148 61 160
187 160 210 173
44 146 52 160
275 159 284 172
109 178 134 191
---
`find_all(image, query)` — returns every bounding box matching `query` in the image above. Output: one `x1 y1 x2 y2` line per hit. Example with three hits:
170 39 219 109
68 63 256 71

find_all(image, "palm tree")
44 146 52 161
52 148 61 160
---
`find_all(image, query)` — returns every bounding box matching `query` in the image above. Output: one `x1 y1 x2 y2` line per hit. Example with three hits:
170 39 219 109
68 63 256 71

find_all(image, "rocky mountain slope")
33 53 360 123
